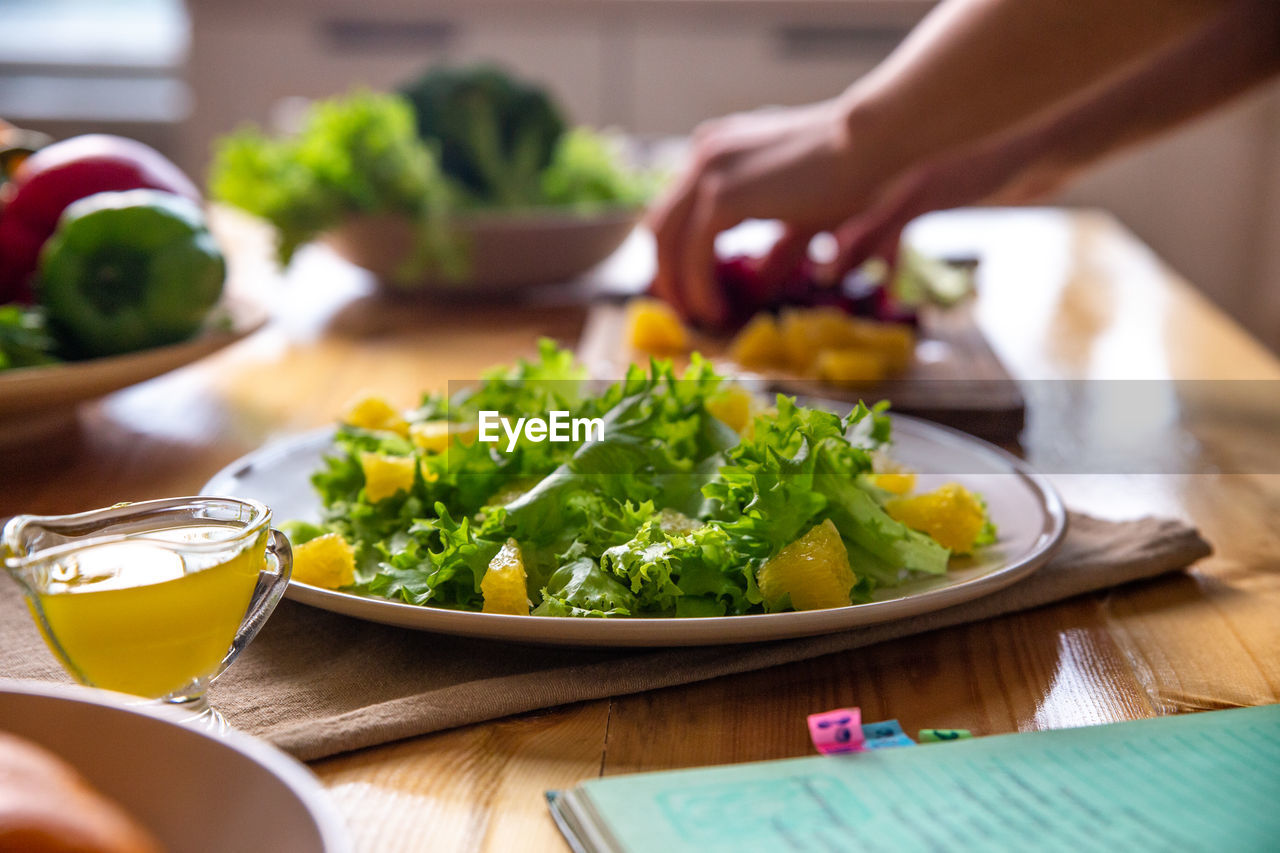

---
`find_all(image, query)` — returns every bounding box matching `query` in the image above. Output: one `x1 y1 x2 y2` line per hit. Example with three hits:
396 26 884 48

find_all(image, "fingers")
650 137 739 326
646 168 701 316
877 230 903 277
823 177 924 281
680 182 731 327
758 226 814 288
827 219 890 282
650 99 857 324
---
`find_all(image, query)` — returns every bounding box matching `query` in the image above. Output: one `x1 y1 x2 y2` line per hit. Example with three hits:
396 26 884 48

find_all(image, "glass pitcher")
3 496 291 732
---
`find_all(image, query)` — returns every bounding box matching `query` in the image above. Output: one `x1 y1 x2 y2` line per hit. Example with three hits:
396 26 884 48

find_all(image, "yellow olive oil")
32 524 263 698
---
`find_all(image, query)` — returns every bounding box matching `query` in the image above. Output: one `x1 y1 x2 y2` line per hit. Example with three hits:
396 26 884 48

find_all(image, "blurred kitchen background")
4 0 1277 350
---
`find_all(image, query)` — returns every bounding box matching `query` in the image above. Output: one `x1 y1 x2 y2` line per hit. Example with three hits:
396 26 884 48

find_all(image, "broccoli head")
398 64 567 207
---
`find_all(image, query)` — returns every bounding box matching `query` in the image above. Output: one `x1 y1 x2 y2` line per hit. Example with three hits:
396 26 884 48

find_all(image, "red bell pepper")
0 134 199 302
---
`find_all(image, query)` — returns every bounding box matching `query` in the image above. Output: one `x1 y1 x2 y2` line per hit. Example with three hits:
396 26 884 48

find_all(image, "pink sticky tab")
807 707 865 755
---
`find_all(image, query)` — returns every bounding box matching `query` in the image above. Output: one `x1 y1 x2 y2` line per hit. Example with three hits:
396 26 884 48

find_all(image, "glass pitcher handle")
213 528 292 681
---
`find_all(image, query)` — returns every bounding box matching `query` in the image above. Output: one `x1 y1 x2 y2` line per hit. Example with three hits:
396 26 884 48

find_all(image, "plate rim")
0 677 351 852
0 296 264 387
201 412 1067 646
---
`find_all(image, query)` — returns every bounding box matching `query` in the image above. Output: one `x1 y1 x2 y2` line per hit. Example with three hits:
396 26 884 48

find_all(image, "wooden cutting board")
576 300 1026 444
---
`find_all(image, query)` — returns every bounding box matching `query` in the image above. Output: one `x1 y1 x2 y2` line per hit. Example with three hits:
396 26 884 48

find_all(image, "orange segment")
292 533 356 589
765 308 916 375
756 519 857 611
359 452 416 502
706 386 756 434
482 539 529 615
867 472 917 495
885 483 988 554
626 298 689 354
728 314 786 369
815 348 888 385
779 307 859 372
341 394 409 437
410 420 478 454
842 320 915 372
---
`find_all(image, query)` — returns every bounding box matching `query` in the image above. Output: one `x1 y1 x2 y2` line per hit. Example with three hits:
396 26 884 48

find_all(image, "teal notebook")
548 704 1280 852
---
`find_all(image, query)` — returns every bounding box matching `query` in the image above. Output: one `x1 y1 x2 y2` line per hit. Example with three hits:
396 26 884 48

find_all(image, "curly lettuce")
209 90 462 279
301 341 984 617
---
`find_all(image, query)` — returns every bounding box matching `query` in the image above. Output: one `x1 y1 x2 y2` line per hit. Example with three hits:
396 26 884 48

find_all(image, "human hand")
646 96 1072 326
818 124 1075 280
647 97 895 326
646 0 1229 326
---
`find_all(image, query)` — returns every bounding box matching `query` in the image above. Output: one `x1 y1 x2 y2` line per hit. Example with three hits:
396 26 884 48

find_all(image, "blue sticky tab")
861 719 916 749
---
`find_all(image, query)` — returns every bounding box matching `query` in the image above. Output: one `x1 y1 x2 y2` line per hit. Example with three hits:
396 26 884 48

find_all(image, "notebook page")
575 704 1280 852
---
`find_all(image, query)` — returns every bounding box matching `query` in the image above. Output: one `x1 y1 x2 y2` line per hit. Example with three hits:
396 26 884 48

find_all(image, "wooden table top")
4 207 1277 852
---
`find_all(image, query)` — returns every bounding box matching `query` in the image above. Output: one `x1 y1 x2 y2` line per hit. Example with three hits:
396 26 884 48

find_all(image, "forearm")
844 0 1232 172
1015 0 1280 180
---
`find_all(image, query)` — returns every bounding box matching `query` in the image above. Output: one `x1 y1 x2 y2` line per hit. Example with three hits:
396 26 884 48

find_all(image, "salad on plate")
285 342 995 618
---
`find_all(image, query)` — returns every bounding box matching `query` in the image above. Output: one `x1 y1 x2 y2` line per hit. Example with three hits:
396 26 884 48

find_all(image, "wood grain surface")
2 207 1276 852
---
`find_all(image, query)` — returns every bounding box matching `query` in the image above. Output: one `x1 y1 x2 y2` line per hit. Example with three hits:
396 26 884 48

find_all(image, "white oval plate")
203 414 1066 647
0 679 349 853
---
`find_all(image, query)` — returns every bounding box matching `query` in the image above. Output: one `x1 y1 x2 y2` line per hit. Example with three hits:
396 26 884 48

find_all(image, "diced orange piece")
626 298 689 354
359 452 416 502
706 386 756 434
481 539 529 615
728 314 786 369
779 307 860 372
342 394 409 437
843 320 915 372
885 483 988 554
815 348 888 385
775 308 916 375
867 472 917 495
292 533 356 589
410 420 478 454
756 519 857 611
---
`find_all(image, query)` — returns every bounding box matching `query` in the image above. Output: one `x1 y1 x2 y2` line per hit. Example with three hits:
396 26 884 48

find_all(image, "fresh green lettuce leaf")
298 341 989 616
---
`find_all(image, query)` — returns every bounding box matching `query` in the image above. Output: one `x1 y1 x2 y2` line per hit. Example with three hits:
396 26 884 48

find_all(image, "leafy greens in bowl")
283 343 996 618
208 66 649 290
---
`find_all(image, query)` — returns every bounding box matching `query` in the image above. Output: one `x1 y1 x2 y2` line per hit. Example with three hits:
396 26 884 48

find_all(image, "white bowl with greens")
210 66 649 293
323 205 638 293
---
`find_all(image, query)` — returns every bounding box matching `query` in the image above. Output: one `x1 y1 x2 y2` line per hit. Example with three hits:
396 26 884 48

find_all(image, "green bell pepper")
38 189 225 358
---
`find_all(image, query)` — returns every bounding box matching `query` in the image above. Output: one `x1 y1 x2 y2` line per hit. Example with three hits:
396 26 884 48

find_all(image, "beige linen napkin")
0 512 1208 761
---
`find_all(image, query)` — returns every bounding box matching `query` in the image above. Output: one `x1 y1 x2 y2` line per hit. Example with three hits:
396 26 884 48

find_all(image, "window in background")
0 0 190 156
